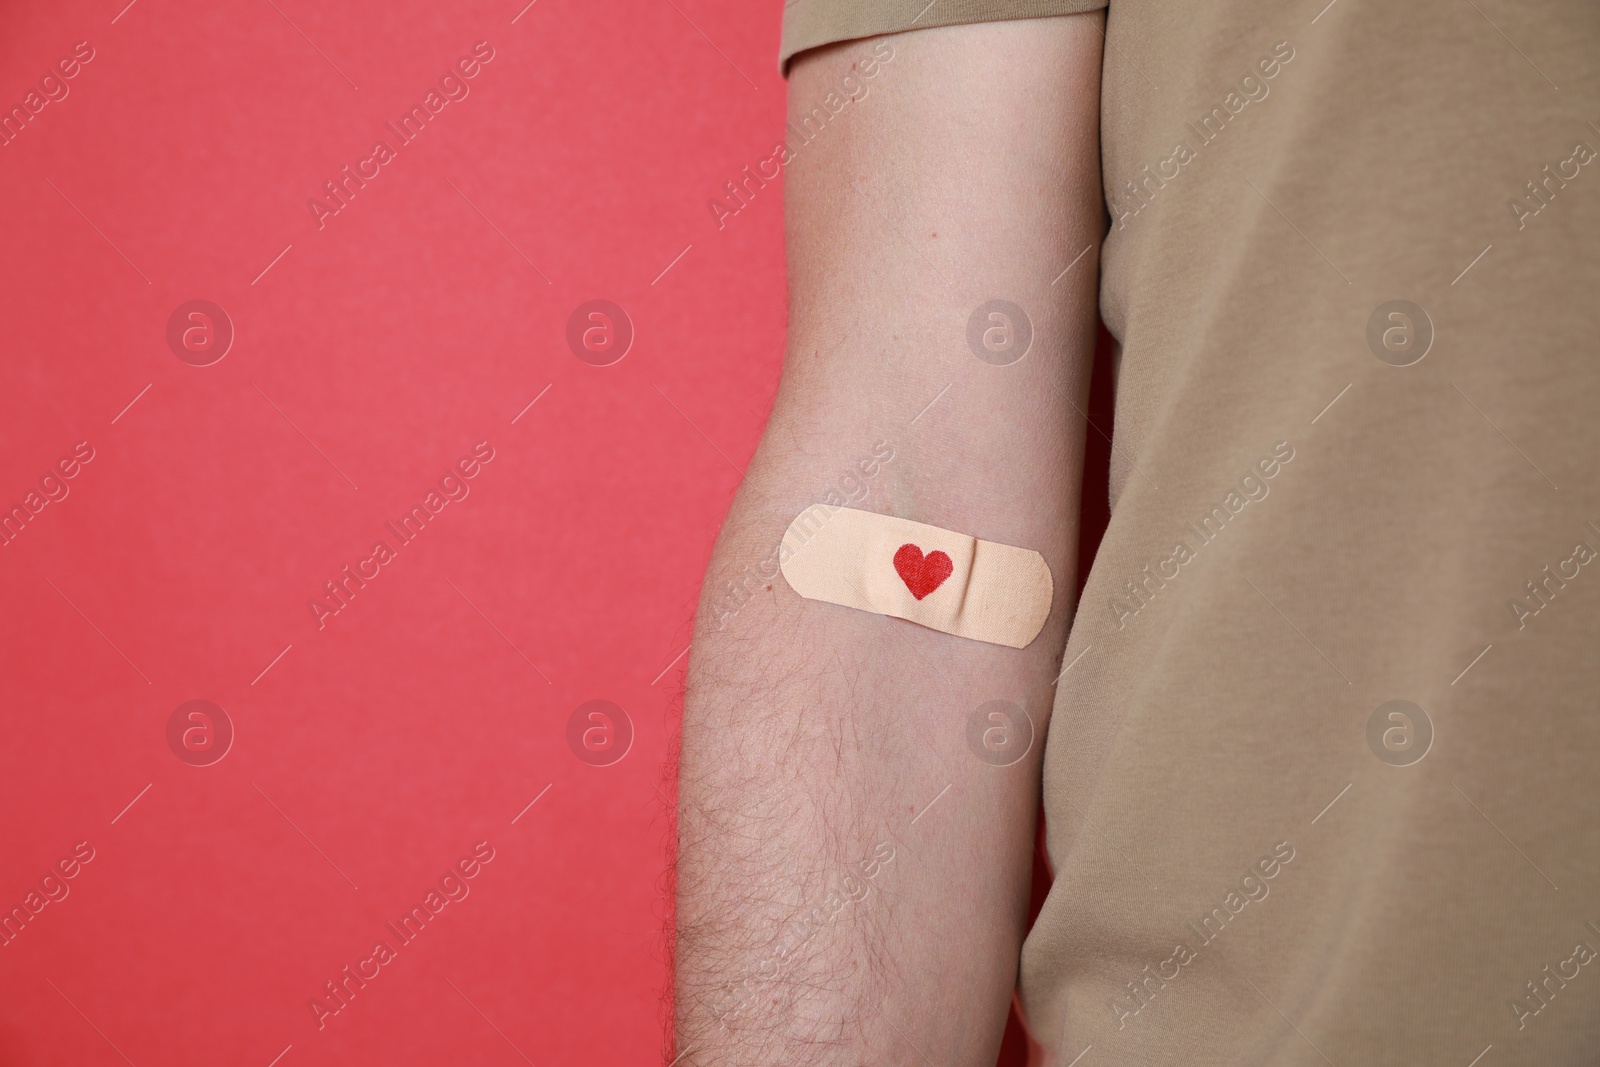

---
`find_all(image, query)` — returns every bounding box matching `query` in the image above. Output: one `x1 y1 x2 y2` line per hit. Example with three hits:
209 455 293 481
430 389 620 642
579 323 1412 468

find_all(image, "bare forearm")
675 18 1104 1065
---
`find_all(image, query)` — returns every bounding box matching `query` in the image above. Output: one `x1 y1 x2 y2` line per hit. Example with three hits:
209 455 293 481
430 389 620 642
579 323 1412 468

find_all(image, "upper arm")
782 14 1105 383
769 15 1105 566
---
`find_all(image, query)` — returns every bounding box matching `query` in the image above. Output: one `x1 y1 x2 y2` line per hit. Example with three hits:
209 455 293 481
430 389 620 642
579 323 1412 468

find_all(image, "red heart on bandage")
894 544 953 600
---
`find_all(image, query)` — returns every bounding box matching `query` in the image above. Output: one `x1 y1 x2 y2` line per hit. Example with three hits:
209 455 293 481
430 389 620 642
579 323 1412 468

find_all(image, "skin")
674 15 1105 1065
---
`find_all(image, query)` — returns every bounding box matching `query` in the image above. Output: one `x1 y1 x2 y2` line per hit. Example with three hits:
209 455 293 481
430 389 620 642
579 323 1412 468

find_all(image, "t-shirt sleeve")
780 0 1107 74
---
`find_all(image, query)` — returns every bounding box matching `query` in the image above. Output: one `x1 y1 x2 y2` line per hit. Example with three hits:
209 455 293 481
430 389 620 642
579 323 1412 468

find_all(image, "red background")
0 2 1110 1063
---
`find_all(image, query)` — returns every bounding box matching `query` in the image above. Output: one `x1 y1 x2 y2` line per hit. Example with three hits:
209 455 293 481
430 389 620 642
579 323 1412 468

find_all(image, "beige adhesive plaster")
778 505 1053 648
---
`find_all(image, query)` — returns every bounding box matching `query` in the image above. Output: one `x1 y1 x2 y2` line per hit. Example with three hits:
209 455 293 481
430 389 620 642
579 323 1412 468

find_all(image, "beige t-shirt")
783 2 1600 1064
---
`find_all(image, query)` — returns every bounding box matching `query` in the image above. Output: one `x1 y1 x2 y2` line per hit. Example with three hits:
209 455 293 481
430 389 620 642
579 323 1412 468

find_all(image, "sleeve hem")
779 0 1108 76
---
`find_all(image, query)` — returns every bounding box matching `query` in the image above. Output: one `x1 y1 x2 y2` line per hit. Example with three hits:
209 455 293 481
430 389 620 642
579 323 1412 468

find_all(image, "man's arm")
675 16 1104 1065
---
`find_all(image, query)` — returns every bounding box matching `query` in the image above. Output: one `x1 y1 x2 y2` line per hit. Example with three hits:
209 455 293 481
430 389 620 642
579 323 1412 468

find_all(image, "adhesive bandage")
779 505 1053 648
